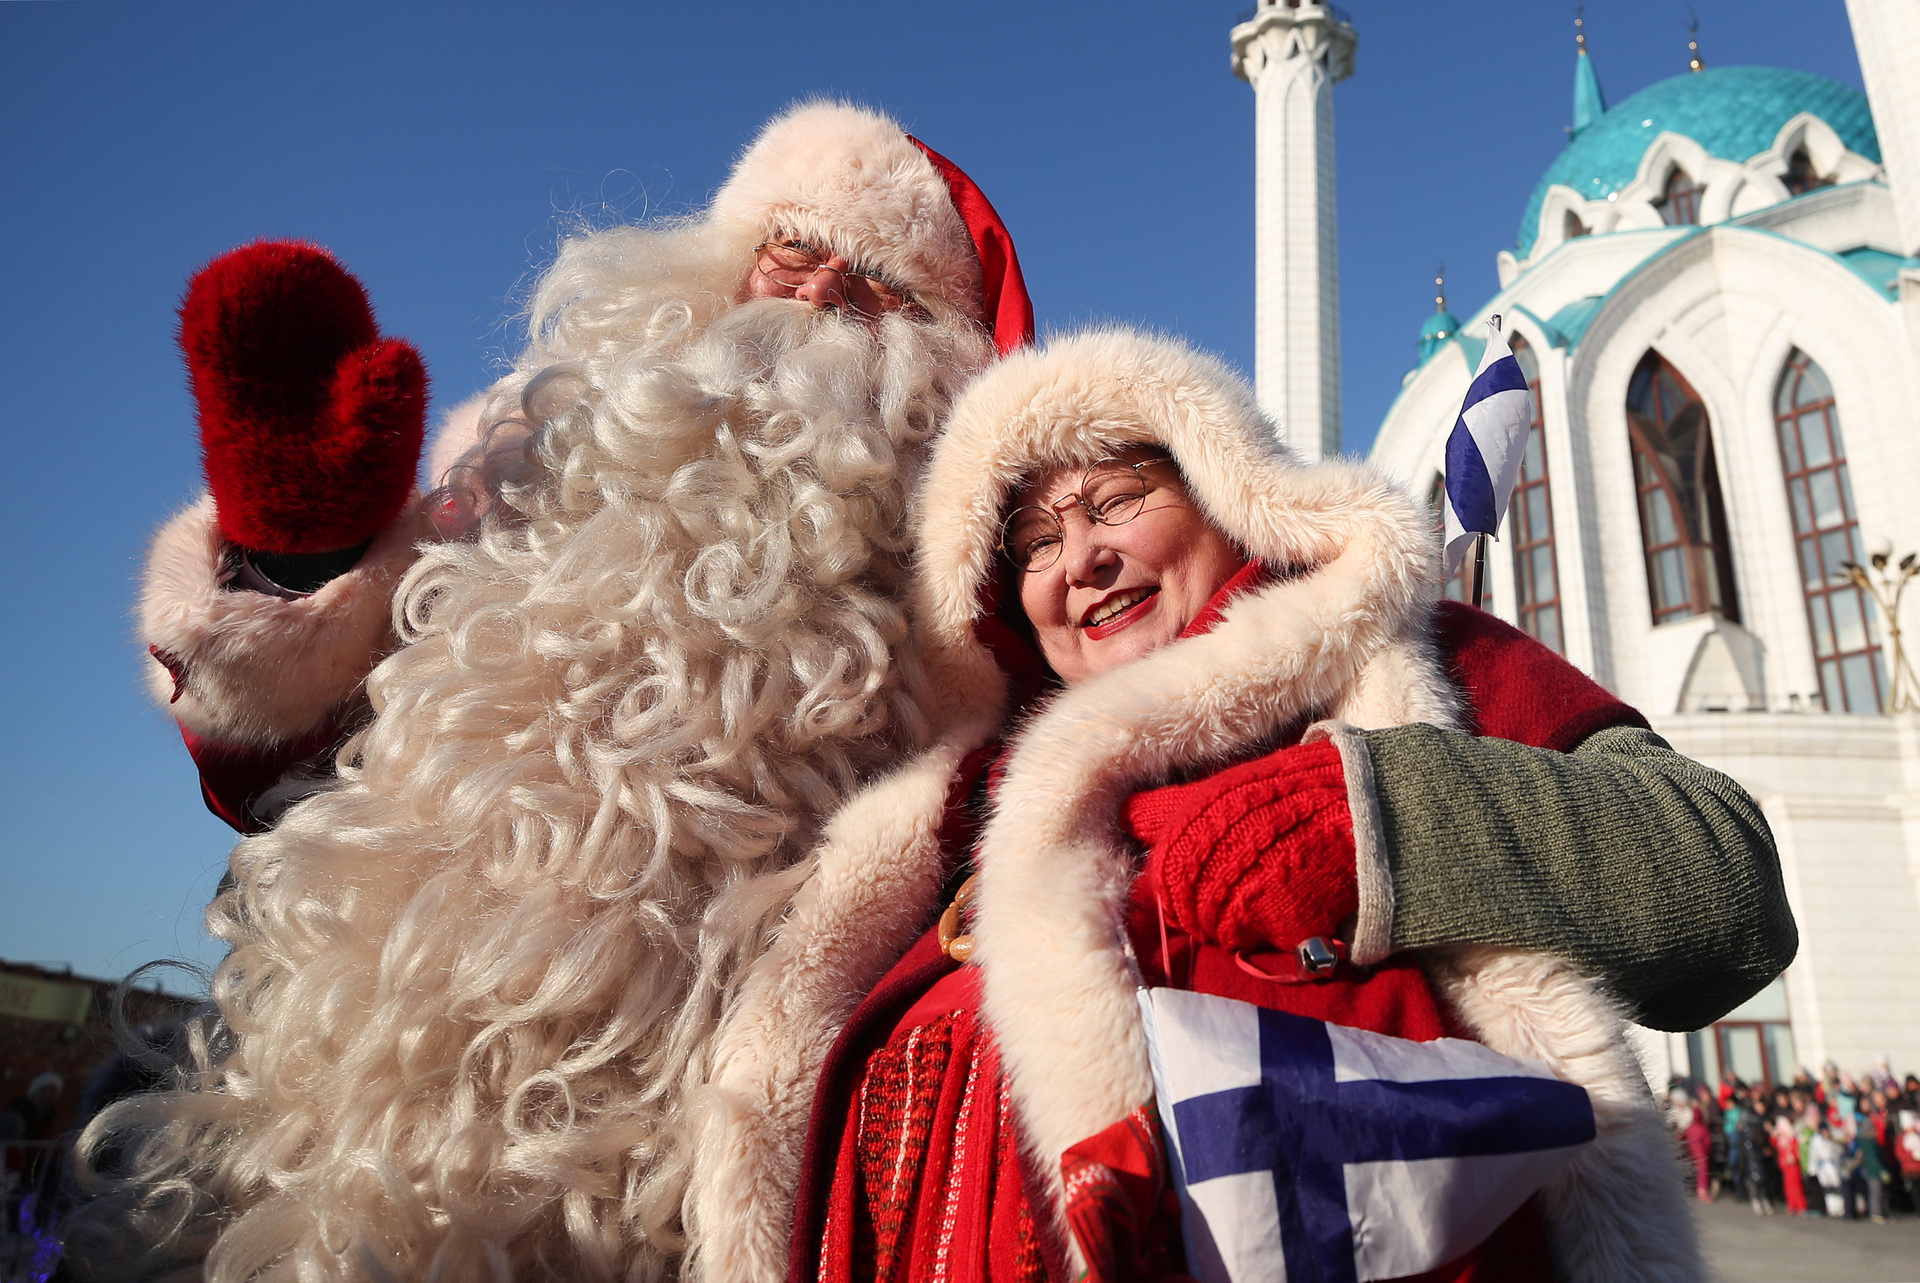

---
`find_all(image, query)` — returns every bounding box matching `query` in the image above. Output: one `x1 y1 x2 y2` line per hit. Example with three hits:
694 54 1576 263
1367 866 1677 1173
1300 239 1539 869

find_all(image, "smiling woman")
700 327 1789 1283
1003 451 1245 684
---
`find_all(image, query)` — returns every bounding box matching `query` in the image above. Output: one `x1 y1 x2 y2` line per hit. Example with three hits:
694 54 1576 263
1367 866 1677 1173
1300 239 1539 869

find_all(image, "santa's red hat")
712 101 1034 355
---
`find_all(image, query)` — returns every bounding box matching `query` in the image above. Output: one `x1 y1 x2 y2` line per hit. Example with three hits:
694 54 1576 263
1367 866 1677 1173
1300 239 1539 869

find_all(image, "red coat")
786 604 1644 1283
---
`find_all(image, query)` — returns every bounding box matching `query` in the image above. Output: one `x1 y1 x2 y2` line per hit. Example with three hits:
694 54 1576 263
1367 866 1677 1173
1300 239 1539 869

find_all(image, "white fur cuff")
139 494 425 747
1305 719 1395 967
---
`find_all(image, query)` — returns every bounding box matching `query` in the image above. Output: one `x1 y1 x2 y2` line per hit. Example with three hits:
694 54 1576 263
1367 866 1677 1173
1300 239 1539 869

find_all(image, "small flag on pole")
1142 988 1594 1283
1441 317 1535 582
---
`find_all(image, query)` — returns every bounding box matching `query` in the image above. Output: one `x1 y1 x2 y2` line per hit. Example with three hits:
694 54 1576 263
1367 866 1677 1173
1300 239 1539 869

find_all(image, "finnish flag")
1141 988 1594 1283
1441 318 1535 581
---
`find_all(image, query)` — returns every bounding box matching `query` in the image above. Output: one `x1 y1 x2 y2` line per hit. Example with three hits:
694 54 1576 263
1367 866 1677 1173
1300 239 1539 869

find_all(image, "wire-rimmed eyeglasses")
999 455 1173 573
753 239 920 319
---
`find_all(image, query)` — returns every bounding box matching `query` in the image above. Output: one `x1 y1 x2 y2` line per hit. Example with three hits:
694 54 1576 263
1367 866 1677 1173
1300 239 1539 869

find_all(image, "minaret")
1232 0 1357 461
1845 0 1920 256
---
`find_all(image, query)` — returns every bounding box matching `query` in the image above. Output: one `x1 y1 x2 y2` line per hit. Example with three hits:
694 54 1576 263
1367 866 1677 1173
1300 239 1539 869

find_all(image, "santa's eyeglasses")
999 455 1175 573
753 239 921 320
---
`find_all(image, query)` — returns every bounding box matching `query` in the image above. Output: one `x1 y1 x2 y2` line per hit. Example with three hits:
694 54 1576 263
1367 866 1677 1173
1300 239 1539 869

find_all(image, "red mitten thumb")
180 240 427 555
1146 738 1357 952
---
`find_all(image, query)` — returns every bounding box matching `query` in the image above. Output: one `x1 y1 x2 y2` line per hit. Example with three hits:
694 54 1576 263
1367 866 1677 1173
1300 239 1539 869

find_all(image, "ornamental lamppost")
1842 551 1920 712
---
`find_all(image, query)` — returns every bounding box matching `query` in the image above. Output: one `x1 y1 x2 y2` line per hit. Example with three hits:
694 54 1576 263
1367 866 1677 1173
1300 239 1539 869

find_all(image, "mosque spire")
1571 8 1606 138
1688 13 1705 73
1417 263 1460 363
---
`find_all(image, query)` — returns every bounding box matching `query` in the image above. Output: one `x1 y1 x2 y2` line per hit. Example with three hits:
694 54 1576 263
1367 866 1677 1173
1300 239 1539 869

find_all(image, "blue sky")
0 0 1867 983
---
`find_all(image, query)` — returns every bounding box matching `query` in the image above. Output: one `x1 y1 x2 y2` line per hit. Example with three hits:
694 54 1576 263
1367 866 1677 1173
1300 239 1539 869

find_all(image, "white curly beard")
66 221 995 1283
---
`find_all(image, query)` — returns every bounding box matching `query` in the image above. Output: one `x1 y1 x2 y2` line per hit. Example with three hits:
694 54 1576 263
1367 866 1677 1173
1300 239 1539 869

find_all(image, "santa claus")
68 101 1031 1281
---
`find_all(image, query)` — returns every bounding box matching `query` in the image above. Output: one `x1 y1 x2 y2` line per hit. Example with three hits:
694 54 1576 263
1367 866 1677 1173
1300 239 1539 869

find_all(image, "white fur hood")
690 331 1700 1283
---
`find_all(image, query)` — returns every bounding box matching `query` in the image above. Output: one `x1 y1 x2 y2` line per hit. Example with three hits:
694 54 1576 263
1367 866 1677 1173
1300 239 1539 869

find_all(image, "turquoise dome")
1516 66 1880 257
1418 308 1460 362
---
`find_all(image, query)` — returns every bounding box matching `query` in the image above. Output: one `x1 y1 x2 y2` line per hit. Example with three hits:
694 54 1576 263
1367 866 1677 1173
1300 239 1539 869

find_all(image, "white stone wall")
1371 155 1920 1072
1737 179 1900 255
1378 212 1920 711
1846 0 1920 255
1657 713 1920 1074
1564 225 1920 715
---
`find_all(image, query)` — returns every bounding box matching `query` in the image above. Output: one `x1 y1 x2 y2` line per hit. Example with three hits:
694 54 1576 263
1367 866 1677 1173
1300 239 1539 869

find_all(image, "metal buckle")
1296 936 1340 979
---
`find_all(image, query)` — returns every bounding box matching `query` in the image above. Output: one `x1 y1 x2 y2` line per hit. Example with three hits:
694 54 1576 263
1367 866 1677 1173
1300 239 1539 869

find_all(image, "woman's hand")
1144 738 1358 952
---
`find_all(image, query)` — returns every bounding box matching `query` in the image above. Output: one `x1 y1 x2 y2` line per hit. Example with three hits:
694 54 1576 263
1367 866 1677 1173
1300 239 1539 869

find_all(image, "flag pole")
1470 313 1502 611
1442 312 1527 615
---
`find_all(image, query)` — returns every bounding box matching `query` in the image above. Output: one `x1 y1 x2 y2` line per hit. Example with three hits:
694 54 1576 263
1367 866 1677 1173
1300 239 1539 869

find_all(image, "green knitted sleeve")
1364 722 1796 1033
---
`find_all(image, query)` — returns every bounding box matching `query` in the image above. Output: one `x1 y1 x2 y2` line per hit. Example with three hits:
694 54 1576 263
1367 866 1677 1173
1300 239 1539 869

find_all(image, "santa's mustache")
701 294 887 391
429 290 970 538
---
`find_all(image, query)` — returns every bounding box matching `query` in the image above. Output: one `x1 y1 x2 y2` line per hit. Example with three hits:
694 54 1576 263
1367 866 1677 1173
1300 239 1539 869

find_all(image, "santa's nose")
792 255 851 311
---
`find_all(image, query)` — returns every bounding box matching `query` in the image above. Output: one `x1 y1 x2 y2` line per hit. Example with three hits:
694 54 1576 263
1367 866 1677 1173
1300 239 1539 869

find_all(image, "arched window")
1627 352 1740 625
1775 350 1884 712
1563 210 1590 241
1428 474 1487 608
1659 167 1701 226
1783 147 1832 197
1506 336 1562 652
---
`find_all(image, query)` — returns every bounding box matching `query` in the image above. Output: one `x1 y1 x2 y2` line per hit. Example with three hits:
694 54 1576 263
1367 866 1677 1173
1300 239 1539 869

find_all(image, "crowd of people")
1669 1060 1920 1221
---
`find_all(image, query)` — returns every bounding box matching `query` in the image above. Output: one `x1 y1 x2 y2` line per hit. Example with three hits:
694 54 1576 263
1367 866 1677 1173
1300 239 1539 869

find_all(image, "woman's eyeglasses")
999 456 1171 573
753 239 919 320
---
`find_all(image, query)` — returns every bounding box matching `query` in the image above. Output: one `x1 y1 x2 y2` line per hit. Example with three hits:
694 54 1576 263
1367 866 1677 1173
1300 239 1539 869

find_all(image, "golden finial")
1574 6 1587 55
1435 263 1447 313
1688 12 1704 72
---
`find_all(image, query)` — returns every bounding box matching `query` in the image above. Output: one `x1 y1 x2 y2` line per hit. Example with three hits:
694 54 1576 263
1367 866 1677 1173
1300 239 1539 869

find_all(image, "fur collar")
971 579 1700 1283
972 541 1461 1208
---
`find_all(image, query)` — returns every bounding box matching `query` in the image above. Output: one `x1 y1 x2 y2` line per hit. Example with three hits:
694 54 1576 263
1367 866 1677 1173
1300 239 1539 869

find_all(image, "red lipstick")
1082 587 1160 640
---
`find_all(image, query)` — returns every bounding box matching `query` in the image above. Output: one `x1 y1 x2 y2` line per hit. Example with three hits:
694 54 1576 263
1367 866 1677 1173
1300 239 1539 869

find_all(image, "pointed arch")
1782 147 1833 197
1775 349 1884 712
1658 167 1701 226
1506 335 1562 653
1626 352 1740 625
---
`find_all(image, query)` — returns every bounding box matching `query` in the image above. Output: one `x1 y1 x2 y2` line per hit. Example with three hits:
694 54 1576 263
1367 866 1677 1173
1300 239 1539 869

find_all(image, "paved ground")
1696 1195 1920 1282
11 1194 1917 1282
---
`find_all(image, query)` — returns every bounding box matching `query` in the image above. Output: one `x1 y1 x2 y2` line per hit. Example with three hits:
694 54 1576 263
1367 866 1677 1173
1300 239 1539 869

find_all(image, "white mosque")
1231 0 1920 1084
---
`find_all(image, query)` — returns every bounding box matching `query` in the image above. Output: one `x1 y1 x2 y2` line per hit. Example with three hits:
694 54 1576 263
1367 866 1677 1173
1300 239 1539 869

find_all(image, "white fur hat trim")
915 328 1435 654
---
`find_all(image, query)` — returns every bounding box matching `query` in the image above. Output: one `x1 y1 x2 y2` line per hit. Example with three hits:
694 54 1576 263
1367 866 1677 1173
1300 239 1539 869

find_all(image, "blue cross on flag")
1140 988 1594 1283
1441 318 1536 581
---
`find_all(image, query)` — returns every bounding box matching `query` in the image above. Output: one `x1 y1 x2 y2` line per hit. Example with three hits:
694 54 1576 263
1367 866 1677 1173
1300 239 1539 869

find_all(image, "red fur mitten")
1143 738 1357 952
180 240 427 555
